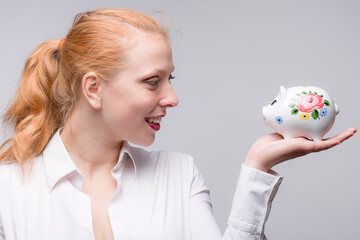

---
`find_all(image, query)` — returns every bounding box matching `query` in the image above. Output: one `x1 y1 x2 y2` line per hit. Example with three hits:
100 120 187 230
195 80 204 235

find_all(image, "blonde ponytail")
0 40 62 172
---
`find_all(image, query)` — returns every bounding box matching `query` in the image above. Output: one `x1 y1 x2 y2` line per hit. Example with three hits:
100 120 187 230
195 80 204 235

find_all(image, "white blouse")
0 130 282 240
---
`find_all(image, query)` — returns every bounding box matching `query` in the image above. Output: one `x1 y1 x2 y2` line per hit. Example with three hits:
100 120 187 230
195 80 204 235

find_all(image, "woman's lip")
146 121 160 131
146 114 165 118
145 114 164 131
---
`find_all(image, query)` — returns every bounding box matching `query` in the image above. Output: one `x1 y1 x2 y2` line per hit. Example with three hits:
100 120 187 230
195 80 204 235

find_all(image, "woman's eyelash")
147 79 160 86
146 74 175 86
169 74 175 83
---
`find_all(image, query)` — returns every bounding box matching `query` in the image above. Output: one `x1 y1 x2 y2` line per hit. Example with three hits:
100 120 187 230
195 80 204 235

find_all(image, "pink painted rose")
296 93 324 113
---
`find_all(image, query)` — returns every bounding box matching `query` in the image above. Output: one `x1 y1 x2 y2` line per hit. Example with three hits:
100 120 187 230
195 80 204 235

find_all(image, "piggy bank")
262 86 339 141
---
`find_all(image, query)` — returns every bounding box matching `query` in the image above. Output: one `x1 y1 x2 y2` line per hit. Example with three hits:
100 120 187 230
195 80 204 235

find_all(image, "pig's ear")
279 86 287 100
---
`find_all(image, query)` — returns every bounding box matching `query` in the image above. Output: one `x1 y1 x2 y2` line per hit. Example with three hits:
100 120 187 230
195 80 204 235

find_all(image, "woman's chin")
130 136 155 147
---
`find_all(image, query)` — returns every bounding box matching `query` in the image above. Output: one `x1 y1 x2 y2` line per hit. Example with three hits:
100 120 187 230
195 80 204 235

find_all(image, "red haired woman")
0 8 356 240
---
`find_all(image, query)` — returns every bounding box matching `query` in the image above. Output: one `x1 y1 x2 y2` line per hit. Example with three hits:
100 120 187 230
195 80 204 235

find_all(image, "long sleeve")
190 164 282 240
0 222 4 240
0 199 4 240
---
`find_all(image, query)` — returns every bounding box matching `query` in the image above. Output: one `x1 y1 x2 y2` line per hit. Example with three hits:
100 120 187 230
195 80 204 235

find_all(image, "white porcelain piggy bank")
262 86 339 141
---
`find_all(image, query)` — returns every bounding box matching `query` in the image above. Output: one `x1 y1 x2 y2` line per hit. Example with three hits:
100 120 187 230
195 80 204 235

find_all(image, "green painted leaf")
314 92 317 94
302 91 307 95
289 103 296 108
309 91 312 93
324 100 330 106
320 94 324 97
291 108 299 115
311 109 319 120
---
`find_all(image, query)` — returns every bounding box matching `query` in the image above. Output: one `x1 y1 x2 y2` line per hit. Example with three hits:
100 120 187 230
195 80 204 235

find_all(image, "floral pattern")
319 107 327 117
289 89 330 120
275 116 283 125
296 93 324 113
300 113 310 120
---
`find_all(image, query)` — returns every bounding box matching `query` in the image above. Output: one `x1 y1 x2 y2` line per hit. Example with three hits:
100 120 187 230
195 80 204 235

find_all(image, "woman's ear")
81 72 103 109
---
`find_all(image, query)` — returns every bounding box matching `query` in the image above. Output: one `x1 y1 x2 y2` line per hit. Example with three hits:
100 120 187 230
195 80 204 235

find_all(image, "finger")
310 139 339 152
273 136 334 154
323 127 357 143
307 127 357 152
291 137 333 153
335 127 357 143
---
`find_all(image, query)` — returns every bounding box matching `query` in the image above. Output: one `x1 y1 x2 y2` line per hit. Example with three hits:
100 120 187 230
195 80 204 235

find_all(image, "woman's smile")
145 115 165 131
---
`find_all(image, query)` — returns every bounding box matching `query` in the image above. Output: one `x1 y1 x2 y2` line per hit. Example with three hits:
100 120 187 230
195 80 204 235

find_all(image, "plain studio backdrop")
1 0 359 239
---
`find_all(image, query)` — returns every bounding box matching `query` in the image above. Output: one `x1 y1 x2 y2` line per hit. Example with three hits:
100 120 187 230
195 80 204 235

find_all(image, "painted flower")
296 93 324 113
319 107 327 117
300 113 310 120
275 116 283 125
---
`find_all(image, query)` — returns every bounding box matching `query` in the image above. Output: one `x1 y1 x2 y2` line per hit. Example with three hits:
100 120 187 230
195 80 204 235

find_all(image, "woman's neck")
60 107 122 179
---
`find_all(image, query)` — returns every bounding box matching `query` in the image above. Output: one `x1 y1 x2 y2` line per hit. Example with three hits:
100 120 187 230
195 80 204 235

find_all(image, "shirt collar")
43 129 137 192
111 141 137 179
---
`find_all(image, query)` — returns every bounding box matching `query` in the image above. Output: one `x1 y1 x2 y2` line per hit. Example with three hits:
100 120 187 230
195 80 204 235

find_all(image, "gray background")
1 0 359 239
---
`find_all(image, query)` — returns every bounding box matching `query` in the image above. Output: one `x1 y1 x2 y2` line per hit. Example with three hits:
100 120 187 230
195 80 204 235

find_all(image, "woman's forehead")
124 33 174 75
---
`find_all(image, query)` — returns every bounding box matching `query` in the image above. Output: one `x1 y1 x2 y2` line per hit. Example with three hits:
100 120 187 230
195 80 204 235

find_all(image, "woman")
0 8 356 240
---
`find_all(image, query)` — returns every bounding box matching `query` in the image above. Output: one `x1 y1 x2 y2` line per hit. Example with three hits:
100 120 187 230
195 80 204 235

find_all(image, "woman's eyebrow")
141 67 175 78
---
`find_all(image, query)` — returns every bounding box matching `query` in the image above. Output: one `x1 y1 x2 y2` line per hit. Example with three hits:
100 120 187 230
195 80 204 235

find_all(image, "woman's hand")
244 127 357 172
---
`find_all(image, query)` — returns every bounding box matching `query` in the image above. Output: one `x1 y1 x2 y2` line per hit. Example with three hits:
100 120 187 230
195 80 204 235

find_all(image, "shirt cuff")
227 164 283 236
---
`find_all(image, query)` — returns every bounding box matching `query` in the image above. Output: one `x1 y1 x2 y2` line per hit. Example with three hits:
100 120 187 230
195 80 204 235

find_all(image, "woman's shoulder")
0 162 22 200
0 155 44 188
0 161 21 183
130 145 195 165
129 146 204 192
128 145 197 177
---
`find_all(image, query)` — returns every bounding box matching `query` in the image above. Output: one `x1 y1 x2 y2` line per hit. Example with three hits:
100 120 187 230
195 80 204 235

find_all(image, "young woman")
0 8 356 240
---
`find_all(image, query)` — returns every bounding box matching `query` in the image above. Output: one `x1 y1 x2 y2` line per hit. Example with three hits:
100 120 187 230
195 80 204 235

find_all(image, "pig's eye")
271 99 277 106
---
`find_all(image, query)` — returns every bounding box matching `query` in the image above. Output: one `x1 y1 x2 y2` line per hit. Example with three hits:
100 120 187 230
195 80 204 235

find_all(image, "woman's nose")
159 83 178 108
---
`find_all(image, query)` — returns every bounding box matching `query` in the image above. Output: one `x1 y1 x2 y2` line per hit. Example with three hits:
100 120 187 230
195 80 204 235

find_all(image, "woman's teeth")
145 117 162 124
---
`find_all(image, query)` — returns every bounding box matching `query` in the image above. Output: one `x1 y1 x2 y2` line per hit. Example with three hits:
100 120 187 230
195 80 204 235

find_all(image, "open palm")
244 127 357 172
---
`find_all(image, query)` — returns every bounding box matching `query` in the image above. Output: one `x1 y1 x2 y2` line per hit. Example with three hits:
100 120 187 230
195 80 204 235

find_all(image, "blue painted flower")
275 116 283 125
319 107 327 117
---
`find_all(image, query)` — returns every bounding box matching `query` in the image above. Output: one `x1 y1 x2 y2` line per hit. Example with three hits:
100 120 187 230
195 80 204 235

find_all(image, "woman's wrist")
243 158 272 173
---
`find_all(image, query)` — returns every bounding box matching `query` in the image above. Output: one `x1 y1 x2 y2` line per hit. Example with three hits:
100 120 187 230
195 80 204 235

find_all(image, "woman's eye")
147 79 160 86
271 99 277 106
146 74 175 87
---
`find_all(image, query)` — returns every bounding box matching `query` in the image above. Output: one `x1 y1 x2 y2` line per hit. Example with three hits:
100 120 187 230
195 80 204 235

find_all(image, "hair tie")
58 38 66 50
